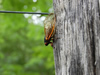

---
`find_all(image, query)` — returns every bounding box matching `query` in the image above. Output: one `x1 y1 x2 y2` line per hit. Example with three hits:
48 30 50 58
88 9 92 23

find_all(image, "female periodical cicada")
44 13 56 47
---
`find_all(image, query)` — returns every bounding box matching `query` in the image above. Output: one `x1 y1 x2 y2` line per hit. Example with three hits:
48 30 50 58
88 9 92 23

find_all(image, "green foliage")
0 0 55 75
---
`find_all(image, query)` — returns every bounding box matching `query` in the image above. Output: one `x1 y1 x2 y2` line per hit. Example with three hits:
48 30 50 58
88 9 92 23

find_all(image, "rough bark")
53 0 100 75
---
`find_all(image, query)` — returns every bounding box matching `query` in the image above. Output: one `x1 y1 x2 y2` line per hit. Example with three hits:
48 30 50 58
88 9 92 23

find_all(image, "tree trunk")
53 0 100 75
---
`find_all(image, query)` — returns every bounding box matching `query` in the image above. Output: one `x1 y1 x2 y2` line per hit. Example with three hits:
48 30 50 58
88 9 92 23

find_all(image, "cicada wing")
44 14 55 40
44 25 52 40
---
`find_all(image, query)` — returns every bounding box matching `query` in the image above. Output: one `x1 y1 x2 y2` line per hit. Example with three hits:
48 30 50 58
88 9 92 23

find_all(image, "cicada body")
44 13 55 46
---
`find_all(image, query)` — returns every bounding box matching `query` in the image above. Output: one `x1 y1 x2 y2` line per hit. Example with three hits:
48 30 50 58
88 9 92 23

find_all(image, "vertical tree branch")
53 0 100 75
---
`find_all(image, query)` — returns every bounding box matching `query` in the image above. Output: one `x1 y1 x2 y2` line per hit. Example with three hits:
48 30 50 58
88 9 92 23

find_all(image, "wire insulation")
0 11 49 15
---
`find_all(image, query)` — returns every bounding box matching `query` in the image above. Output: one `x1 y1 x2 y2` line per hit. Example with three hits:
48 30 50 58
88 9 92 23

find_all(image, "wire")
0 11 49 15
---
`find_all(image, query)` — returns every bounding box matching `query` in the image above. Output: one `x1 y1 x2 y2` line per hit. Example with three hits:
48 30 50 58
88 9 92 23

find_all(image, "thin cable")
0 11 49 15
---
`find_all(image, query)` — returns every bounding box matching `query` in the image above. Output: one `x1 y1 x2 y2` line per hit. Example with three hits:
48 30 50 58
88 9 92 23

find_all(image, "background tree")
0 0 55 75
53 0 100 75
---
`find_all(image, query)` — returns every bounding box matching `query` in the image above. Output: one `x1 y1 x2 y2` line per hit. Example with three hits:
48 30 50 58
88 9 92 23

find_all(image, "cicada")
44 13 56 47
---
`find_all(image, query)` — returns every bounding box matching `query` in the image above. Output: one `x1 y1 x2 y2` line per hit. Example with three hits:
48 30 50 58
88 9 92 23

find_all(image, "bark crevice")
90 16 96 75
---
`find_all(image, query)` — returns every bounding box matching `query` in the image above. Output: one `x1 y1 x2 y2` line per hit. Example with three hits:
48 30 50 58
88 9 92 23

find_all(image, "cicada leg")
49 41 53 47
50 43 53 47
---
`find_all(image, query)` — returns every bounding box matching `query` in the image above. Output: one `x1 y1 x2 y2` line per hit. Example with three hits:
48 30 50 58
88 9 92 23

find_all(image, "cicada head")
44 37 50 46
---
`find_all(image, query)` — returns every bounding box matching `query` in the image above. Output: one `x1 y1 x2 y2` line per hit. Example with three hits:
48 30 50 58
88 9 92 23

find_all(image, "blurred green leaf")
0 0 54 75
